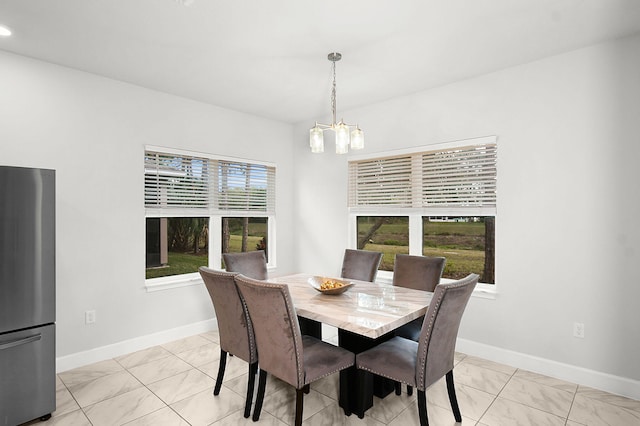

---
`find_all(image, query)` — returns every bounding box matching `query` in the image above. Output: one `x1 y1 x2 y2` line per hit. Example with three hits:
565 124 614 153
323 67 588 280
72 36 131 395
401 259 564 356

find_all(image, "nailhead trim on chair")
417 276 475 390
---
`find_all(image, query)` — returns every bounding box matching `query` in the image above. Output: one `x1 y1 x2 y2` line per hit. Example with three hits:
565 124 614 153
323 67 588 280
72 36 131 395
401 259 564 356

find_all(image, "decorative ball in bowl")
308 276 354 295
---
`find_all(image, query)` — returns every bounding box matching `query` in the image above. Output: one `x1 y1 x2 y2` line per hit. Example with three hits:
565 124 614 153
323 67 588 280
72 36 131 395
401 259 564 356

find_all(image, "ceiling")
2 0 640 125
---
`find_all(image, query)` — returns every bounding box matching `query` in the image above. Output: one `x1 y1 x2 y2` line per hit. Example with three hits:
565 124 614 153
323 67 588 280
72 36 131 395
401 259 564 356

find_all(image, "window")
423 216 494 284
145 217 208 279
356 216 409 271
221 217 268 268
348 136 496 284
144 147 276 286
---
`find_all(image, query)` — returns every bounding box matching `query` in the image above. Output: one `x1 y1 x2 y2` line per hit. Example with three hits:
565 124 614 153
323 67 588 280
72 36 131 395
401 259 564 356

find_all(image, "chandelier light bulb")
335 122 350 154
350 126 364 150
310 126 324 153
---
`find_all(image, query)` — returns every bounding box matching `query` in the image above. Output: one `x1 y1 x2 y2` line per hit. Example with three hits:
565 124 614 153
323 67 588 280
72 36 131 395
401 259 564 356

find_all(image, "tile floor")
24 327 640 426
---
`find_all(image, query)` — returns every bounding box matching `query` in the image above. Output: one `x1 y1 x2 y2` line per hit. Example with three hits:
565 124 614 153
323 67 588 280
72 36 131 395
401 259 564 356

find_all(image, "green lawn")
360 220 488 280
145 251 208 279
146 235 264 279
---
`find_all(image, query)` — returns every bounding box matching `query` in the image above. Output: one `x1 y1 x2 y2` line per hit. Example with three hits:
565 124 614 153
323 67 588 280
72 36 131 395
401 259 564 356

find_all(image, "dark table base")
338 328 396 417
298 317 396 417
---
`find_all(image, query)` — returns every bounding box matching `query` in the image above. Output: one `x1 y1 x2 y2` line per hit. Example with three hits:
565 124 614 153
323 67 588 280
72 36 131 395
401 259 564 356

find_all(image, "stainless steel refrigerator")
0 166 56 425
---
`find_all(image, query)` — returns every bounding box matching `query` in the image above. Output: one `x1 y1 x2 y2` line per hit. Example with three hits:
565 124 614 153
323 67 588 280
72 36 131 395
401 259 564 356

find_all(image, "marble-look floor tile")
388 399 475 426
175 342 220 367
128 354 193 385
38 339 640 426
54 386 81 417
68 369 142 408
453 362 511 395
209 408 286 425
460 355 517 376
305 402 385 426
576 385 640 413
513 369 578 393
162 335 211 354
200 330 220 344
426 376 495 421
498 376 573 417
170 388 246 426
58 359 124 387
115 345 173 369
480 397 565 426
568 393 640 425
310 372 340 400
122 406 190 425
454 351 467 365
223 370 287 400
365 390 416 424
147 368 216 405
199 355 251 383
48 409 92 426
260 385 334 425
55 375 66 391
83 386 166 426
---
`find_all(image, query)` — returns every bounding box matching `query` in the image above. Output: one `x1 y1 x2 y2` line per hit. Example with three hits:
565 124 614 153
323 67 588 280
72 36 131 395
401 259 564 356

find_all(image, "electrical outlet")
85 310 96 324
573 322 584 338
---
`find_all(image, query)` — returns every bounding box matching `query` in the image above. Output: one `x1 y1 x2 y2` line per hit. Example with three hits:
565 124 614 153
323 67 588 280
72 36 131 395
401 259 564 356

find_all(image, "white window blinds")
348 155 415 207
145 150 275 214
349 139 496 213
215 160 276 212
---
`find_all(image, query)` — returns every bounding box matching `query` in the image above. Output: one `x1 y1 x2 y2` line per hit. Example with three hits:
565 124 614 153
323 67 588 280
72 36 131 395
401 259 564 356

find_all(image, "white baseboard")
56 319 217 373
457 338 640 401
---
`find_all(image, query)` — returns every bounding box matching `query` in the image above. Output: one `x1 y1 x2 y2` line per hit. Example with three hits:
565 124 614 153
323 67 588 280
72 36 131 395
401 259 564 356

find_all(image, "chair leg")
407 384 414 396
244 362 258 418
295 388 305 426
446 370 462 422
252 369 268 422
417 389 429 426
214 350 227 395
395 381 402 395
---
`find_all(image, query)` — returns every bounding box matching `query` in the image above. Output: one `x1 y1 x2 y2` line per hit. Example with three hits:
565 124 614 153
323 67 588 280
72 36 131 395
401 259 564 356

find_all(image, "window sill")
145 272 203 292
144 266 278 293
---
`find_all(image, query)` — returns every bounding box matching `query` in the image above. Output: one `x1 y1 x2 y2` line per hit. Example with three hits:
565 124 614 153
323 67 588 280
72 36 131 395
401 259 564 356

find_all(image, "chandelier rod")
330 54 338 126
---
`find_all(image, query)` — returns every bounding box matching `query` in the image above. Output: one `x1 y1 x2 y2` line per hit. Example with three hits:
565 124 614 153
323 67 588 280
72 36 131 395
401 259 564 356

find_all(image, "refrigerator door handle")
0 333 42 350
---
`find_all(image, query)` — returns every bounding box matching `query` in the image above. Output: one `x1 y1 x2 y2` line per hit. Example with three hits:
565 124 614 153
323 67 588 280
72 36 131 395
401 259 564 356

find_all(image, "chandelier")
310 53 364 154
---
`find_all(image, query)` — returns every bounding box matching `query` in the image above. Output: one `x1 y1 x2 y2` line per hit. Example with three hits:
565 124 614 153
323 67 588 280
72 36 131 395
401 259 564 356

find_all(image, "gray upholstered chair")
198 267 258 418
235 274 355 426
355 274 478 426
393 254 445 346
222 250 267 280
340 249 383 282
392 254 446 395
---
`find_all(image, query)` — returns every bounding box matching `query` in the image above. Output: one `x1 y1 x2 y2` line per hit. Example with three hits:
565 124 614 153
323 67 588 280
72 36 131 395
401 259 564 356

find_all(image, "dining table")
266 273 433 417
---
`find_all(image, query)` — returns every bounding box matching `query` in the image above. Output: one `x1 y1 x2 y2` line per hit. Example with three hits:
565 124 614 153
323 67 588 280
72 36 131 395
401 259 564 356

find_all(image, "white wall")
293 33 640 394
0 51 296 362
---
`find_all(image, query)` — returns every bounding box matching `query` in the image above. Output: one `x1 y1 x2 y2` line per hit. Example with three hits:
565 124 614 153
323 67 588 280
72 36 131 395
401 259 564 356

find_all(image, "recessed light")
0 25 12 37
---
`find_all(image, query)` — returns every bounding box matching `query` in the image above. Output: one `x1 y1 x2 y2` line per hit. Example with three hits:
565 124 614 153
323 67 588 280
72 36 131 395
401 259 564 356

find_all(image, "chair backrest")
198 267 257 363
392 254 446 292
235 274 305 388
222 250 268 280
340 249 383 282
416 273 478 390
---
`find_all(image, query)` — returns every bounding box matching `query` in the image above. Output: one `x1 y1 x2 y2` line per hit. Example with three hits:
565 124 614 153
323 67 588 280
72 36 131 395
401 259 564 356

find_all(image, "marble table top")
267 273 433 339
